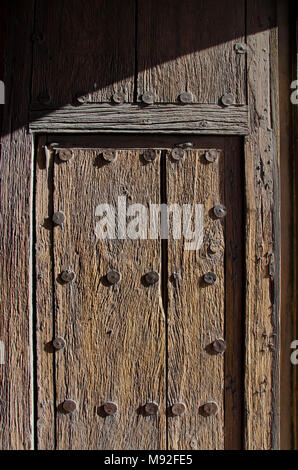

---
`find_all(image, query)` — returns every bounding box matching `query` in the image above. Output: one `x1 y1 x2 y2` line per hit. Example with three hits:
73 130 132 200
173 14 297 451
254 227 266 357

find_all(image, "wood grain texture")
35 139 55 449
277 0 293 450
244 0 280 450
137 0 246 104
32 0 135 105
51 148 165 449
29 104 249 135
167 149 225 450
0 0 35 450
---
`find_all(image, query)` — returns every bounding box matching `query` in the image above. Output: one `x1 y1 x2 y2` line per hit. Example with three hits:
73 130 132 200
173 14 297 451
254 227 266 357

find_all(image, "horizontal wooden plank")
29 104 249 135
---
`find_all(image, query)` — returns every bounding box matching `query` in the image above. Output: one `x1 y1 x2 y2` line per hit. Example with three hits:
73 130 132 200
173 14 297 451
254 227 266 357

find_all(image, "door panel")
35 136 244 449
167 149 225 449
52 148 165 450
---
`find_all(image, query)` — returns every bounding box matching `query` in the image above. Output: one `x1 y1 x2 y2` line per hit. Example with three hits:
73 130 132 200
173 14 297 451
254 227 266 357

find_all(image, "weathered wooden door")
1 0 282 452
35 135 243 450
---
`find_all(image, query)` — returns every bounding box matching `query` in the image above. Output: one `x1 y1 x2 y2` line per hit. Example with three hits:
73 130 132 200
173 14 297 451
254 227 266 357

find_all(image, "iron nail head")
62 400 77 413
106 270 121 285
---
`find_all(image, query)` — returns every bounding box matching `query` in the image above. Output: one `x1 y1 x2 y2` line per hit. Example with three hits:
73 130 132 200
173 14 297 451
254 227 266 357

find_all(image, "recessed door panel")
35 136 243 450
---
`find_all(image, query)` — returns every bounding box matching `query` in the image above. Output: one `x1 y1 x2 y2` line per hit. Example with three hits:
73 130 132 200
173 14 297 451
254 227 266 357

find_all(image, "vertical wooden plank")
245 0 280 450
35 138 55 449
224 138 244 450
0 1 35 450
52 147 165 449
32 0 135 105
167 148 225 450
137 0 246 104
292 0 298 451
277 0 293 450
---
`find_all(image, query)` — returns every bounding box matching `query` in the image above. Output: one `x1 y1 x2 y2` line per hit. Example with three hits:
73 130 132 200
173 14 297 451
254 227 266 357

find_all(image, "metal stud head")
221 93 234 107
212 338 227 354
60 269 76 283
106 270 121 285
103 402 118 416
205 150 218 163
234 43 247 54
171 403 186 416
143 149 157 163
52 211 65 226
112 91 126 104
144 402 158 416
144 271 159 286
213 205 227 219
62 400 77 413
57 149 73 162
179 91 193 104
102 150 117 162
141 91 155 105
171 148 185 161
201 401 218 417
203 272 217 285
53 336 66 351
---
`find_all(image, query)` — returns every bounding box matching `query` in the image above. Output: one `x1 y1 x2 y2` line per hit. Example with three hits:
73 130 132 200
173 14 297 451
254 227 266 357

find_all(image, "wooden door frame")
0 0 288 449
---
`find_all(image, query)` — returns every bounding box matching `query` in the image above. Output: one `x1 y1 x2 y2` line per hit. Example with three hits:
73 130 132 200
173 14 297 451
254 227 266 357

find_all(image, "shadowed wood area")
137 0 246 104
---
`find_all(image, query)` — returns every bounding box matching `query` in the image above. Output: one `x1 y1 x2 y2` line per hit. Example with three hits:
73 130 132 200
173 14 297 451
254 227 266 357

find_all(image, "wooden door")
35 135 243 450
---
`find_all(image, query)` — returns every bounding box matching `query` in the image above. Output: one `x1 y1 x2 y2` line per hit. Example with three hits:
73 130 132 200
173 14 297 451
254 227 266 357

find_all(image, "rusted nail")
141 91 155 105
103 402 118 416
143 149 157 163
213 205 227 219
62 400 77 413
171 148 185 161
203 272 217 285
112 91 126 104
201 401 218 417
212 338 226 354
220 93 234 107
106 270 121 285
53 336 66 351
56 149 73 162
144 271 159 286
234 43 247 54
144 402 158 416
171 403 186 416
60 269 76 283
52 211 65 226
102 149 117 162
205 150 218 163
179 91 193 104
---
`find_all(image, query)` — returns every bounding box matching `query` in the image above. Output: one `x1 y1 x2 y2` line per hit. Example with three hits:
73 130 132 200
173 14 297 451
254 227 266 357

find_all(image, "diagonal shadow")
1 0 277 138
